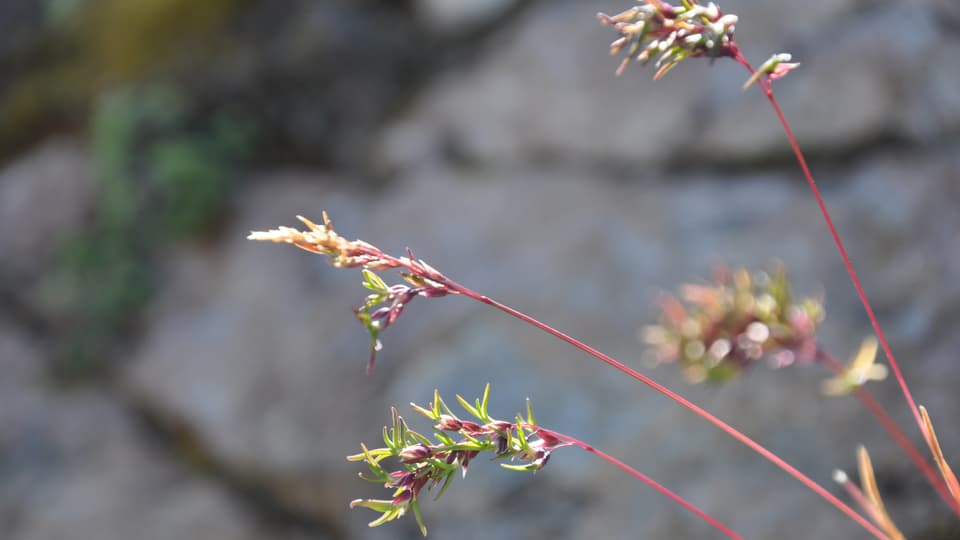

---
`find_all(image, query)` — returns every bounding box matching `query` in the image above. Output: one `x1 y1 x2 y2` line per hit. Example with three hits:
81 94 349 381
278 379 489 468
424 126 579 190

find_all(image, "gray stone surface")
380 0 712 168
697 4 951 160
416 0 521 32
0 318 310 540
0 138 93 280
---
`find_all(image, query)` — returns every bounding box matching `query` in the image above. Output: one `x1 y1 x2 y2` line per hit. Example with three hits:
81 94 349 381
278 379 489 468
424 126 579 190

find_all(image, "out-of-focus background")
1 0 959 538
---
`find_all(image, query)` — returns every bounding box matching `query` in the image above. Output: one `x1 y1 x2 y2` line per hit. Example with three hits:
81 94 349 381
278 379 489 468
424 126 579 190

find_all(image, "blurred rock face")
0 0 430 167
416 0 521 32
0 139 92 281
2 0 960 539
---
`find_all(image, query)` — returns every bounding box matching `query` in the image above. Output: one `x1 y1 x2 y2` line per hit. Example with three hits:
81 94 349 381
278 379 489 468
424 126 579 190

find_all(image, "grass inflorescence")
247 1 959 537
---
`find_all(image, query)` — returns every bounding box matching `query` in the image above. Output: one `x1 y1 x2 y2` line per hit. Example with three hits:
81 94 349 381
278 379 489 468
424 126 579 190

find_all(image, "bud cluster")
597 1 740 78
356 269 450 373
348 385 564 536
249 214 452 373
642 265 824 383
248 212 393 270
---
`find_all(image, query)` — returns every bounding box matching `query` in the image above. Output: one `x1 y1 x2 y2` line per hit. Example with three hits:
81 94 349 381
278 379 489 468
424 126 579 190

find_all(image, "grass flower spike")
742 53 800 89
349 385 742 538
597 1 740 78
820 337 888 396
249 214 452 373
347 385 567 535
642 265 823 382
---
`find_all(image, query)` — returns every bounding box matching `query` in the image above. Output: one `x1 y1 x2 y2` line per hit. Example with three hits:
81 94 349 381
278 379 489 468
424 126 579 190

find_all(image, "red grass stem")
731 46 960 518
731 49 924 438
836 471 886 530
441 280 889 540
817 349 960 516
542 428 744 539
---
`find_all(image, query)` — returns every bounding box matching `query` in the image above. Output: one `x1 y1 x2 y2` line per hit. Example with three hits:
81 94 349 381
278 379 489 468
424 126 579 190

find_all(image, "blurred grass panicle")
641 264 823 383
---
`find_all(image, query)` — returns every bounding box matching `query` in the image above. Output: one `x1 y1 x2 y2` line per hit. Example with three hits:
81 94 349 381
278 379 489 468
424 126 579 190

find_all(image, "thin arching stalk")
817 349 960 515
540 428 744 539
731 50 922 431
248 213 887 537
732 48 960 518
440 279 888 540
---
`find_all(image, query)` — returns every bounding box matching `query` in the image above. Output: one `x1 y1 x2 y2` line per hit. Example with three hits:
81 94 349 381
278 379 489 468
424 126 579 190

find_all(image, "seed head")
597 1 740 78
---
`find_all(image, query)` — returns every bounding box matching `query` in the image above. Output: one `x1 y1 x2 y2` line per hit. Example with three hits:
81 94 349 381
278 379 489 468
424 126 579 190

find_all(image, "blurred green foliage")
1 0 243 161
52 85 253 378
73 0 240 82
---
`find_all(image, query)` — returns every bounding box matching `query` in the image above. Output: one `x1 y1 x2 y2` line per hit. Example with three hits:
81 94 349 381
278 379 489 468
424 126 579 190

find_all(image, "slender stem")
836 472 886 531
817 349 960 515
730 49 923 436
732 46 960 518
541 428 744 540
439 280 888 540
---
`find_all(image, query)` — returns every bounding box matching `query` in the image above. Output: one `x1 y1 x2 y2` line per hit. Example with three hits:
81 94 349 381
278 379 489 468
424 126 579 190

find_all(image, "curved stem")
817 349 960 515
441 280 888 540
732 46 959 517
540 428 743 540
731 49 923 437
